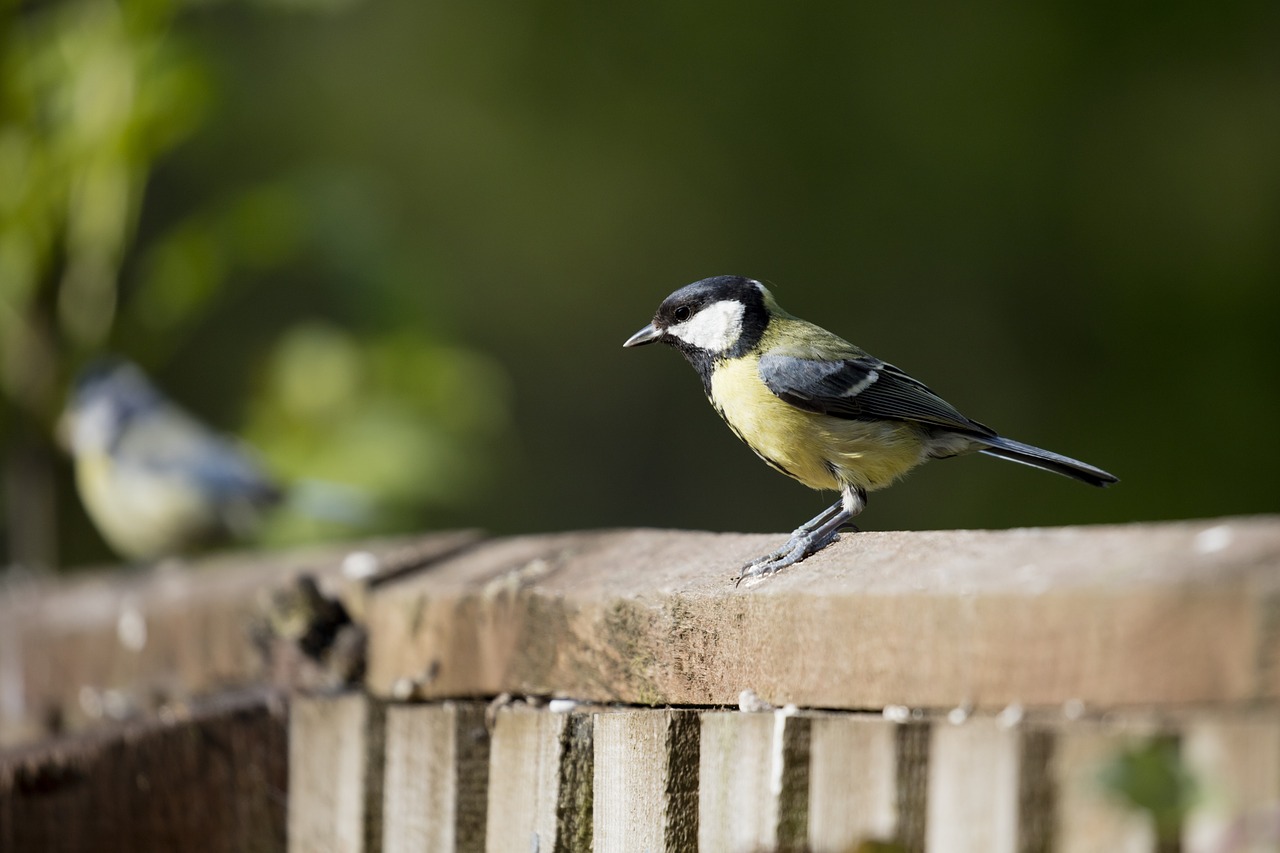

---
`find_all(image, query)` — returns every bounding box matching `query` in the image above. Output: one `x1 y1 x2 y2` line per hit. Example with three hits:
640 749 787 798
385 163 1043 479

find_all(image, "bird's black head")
623 276 771 371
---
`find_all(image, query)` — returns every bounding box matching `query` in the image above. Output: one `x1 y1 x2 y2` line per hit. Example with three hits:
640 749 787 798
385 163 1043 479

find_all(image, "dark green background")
6 0 1279 566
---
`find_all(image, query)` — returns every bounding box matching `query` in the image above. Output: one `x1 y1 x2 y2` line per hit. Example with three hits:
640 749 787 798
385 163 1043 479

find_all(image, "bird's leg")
736 486 866 584
742 499 844 569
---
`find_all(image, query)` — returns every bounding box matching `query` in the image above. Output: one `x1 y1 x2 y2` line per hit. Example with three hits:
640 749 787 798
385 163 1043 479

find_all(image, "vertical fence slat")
925 718 1020 853
289 692 386 853
1052 727 1156 853
806 714 899 852
382 702 489 853
484 706 592 853
696 710 810 851
592 708 699 853
1183 716 1280 853
895 721 931 853
1017 729 1057 853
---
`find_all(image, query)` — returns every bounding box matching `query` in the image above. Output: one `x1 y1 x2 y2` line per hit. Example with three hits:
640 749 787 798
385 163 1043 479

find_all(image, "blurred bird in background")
60 358 284 562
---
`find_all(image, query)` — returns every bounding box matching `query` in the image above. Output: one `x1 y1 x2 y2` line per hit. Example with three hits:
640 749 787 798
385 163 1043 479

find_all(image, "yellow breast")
708 355 930 493
76 452 221 561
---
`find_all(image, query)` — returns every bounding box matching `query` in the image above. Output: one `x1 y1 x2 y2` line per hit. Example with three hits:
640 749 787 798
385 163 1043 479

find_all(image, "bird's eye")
673 305 692 322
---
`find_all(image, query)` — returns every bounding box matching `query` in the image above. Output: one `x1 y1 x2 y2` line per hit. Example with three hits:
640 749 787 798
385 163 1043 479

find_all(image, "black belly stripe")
751 447 800 480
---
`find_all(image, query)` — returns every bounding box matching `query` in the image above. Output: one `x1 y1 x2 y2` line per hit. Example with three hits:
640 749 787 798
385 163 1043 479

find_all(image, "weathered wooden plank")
0 688 286 853
364 518 1280 710
484 705 592 853
806 714 899 851
697 710 810 851
381 702 489 853
289 693 386 853
926 718 1021 853
1 532 478 746
1183 715 1280 852
592 708 699 853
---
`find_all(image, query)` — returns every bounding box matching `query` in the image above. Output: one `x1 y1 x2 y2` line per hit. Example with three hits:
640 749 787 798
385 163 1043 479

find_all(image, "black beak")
623 323 664 348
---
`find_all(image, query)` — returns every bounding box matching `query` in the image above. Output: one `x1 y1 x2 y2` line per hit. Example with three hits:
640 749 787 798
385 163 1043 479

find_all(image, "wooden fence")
3 516 1279 851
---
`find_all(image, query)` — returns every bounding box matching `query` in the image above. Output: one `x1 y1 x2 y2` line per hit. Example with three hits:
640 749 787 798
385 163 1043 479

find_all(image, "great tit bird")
61 358 282 562
624 275 1117 581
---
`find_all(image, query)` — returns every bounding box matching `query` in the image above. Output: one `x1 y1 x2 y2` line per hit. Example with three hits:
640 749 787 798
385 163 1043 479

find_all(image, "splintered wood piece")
3 531 479 746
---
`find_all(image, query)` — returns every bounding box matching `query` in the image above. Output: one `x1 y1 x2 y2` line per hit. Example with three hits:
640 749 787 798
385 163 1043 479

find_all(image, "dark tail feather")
978 436 1118 488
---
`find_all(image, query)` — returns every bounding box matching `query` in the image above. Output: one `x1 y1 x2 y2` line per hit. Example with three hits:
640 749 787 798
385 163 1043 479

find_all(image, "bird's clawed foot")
733 487 866 586
734 522 856 586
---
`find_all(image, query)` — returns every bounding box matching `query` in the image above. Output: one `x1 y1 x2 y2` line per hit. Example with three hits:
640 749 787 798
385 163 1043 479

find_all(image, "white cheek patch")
666 300 746 352
72 399 117 453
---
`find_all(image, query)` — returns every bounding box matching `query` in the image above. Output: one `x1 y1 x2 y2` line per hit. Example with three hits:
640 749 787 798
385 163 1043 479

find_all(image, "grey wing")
118 407 281 507
758 353 995 436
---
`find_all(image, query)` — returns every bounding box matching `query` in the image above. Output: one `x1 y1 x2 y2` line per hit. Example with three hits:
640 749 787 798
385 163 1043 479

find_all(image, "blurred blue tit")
625 276 1118 582
61 358 282 561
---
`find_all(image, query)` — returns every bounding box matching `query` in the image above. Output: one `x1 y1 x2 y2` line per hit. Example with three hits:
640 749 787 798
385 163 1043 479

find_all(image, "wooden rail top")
4 516 1279 747
363 517 1280 710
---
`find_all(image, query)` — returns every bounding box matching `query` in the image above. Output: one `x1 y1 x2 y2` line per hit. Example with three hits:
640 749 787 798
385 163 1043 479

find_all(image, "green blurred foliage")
1101 735 1198 843
244 321 511 545
1 0 206 383
851 841 906 853
0 0 513 567
0 0 214 567
2 0 1278 566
